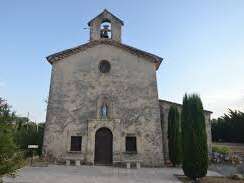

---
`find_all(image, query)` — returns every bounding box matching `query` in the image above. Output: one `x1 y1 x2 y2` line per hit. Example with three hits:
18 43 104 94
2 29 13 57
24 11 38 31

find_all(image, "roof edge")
46 39 163 70
88 9 124 26
159 99 213 114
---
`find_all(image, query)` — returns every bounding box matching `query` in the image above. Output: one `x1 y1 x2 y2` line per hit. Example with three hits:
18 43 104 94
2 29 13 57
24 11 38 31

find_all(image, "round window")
99 60 111 73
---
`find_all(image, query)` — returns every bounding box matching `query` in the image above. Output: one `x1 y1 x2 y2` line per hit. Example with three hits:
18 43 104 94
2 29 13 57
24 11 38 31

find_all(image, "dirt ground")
178 176 244 183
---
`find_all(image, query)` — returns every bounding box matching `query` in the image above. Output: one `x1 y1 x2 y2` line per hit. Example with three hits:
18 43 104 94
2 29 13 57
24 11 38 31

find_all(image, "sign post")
28 145 39 166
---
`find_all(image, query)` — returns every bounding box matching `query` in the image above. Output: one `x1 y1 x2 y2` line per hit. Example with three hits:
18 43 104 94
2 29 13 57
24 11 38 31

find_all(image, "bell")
100 25 110 38
102 30 109 38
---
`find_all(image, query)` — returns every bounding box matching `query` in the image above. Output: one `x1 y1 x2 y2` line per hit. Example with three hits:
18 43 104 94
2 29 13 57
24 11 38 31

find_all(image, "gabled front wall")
43 44 164 166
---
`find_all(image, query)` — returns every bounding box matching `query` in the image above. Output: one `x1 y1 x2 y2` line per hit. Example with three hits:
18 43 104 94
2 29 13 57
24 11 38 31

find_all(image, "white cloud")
202 88 244 118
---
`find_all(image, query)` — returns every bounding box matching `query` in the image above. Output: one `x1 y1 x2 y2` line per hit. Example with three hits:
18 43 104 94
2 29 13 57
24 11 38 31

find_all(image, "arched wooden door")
94 127 113 165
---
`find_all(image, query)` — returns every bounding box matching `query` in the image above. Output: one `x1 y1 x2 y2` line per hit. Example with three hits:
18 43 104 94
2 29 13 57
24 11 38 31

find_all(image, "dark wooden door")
94 128 113 165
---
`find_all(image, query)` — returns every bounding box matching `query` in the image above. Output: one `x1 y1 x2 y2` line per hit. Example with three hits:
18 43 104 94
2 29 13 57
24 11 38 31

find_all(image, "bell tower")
88 9 124 42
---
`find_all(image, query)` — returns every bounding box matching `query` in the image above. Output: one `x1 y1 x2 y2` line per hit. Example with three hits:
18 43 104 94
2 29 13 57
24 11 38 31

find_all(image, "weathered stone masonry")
159 100 212 161
43 9 212 167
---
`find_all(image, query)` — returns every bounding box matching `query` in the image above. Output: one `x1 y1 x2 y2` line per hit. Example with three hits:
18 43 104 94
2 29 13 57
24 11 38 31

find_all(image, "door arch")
94 127 113 165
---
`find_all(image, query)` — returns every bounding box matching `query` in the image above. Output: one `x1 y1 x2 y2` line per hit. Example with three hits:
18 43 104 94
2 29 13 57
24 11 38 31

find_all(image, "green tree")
211 109 244 143
0 97 44 175
0 124 17 174
181 94 208 180
14 122 45 156
0 98 15 124
0 98 21 175
168 105 181 166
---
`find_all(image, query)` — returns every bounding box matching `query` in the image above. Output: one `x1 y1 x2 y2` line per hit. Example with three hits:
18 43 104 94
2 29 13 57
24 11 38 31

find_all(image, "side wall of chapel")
159 100 212 161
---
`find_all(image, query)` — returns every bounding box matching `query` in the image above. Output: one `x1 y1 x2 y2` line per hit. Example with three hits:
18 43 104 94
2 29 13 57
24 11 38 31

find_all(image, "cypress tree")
168 105 181 166
181 94 208 180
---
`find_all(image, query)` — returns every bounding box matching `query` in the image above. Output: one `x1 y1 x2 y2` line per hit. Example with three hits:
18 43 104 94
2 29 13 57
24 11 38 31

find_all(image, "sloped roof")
88 9 124 26
46 39 163 70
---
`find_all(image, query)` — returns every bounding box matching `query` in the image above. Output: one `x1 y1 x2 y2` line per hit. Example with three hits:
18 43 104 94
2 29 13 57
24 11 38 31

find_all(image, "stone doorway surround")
86 119 122 164
94 127 113 165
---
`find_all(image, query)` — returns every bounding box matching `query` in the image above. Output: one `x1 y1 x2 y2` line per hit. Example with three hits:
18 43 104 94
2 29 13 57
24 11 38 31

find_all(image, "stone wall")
159 100 212 161
43 44 164 166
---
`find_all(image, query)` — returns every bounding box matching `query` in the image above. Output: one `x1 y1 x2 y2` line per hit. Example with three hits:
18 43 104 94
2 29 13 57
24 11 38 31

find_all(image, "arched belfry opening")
100 20 111 39
88 9 124 42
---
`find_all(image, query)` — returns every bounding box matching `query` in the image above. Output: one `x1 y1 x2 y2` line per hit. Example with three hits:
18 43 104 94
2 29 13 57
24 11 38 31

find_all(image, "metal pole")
31 149 33 166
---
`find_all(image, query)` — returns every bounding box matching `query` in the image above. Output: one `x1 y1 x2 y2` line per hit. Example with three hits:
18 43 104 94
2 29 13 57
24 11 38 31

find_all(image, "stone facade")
43 10 212 167
43 43 164 166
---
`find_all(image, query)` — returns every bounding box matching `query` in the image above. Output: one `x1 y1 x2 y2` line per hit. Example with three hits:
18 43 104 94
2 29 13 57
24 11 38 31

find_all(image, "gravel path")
3 165 221 183
209 163 244 176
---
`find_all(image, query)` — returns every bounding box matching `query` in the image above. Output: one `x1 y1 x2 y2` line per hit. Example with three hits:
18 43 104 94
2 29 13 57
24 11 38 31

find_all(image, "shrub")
181 94 208 180
0 151 25 175
211 146 242 164
0 124 17 175
212 146 230 155
168 105 181 166
211 110 244 143
0 98 39 176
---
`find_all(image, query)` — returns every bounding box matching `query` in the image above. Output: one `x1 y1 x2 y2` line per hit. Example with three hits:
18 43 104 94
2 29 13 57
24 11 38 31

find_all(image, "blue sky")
0 0 243 122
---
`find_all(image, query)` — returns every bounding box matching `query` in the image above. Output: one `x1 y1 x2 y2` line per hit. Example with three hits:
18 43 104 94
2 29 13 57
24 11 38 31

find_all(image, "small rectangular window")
126 136 137 153
70 136 82 151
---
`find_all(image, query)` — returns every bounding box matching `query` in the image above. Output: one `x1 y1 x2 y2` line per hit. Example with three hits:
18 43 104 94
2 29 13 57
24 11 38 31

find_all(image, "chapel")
43 10 212 166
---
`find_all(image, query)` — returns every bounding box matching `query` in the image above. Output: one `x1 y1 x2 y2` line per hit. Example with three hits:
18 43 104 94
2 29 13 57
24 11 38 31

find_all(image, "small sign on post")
28 145 39 149
28 145 39 166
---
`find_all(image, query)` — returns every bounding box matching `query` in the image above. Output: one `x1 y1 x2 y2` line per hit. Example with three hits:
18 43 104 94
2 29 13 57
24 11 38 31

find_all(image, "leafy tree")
0 98 15 124
14 122 45 156
0 97 45 175
212 109 244 143
0 98 21 175
0 124 17 174
168 105 181 166
181 94 208 180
